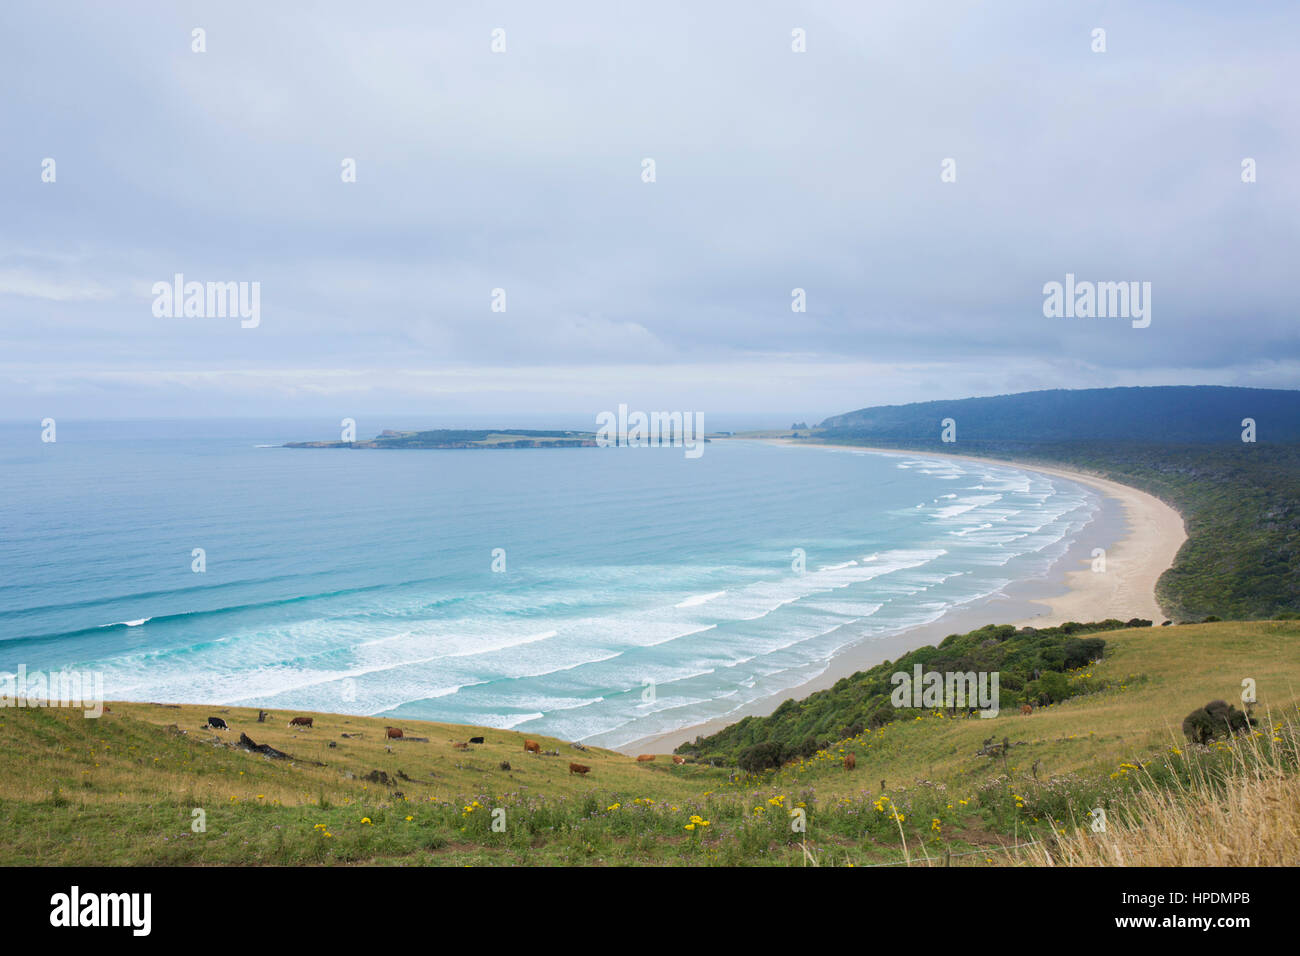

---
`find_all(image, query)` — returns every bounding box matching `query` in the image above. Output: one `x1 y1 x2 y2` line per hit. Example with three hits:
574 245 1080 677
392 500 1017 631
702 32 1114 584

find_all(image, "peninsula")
285 428 600 450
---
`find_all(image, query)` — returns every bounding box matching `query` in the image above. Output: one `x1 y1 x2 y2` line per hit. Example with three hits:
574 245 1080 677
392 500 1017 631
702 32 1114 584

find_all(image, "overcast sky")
1 1 1297 426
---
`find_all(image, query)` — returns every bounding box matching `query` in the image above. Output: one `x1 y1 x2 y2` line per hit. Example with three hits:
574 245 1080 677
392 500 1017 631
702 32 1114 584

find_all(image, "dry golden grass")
0 700 724 816
1031 714 1300 867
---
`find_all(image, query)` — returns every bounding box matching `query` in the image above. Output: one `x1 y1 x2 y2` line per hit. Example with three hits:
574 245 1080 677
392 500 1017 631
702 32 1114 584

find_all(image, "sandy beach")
818 445 1187 628
616 442 1187 755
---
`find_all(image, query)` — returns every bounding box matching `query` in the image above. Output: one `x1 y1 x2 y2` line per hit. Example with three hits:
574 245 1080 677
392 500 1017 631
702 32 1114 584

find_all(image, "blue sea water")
0 420 1098 747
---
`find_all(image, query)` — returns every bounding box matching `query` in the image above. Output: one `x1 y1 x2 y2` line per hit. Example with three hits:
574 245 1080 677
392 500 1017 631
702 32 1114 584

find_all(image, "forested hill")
818 386 1300 443
800 384 1300 619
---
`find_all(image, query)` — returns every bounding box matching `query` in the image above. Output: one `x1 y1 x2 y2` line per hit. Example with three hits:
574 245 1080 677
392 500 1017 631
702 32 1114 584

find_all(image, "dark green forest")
819 386 1300 443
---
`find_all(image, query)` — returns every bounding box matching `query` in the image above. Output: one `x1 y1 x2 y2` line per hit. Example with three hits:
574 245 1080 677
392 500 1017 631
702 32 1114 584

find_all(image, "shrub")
1062 637 1106 669
792 736 824 760
1028 670 1071 706
1181 700 1253 744
737 741 784 774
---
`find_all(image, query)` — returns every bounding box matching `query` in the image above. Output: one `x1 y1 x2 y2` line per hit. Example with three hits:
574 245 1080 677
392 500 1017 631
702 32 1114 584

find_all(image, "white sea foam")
932 494 1002 519
675 590 726 608
496 712 546 729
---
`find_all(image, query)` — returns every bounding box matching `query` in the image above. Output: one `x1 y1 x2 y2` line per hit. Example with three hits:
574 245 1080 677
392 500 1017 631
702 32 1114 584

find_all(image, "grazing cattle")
569 762 591 775
386 727 403 740
452 742 469 750
469 736 485 744
636 754 656 762
1020 704 1033 716
671 755 685 765
206 717 228 731
288 716 313 728
257 710 267 723
843 753 856 771
524 739 541 754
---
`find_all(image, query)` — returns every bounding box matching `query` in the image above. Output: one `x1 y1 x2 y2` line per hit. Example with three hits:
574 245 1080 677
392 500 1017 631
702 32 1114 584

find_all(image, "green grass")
1 621 1296 865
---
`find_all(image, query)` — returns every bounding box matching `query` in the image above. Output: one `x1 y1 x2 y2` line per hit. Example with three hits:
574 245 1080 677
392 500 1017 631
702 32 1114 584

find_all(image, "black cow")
469 736 484 744
206 716 229 730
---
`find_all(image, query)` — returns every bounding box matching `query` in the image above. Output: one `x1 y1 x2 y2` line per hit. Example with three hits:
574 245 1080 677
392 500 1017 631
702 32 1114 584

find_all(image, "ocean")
0 420 1099 748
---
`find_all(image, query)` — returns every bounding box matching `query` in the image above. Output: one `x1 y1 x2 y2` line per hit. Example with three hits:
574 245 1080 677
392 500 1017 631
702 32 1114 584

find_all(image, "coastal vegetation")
818 385 1300 443
3 620 1295 866
680 619 1144 768
1029 720 1300 867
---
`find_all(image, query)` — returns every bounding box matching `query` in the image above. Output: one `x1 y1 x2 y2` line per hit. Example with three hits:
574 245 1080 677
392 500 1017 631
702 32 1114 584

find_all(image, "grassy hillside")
677 619 1145 766
2 620 1296 866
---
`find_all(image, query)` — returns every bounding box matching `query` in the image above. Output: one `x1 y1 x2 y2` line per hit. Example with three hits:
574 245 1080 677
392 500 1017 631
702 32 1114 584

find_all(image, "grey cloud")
0 1 1296 417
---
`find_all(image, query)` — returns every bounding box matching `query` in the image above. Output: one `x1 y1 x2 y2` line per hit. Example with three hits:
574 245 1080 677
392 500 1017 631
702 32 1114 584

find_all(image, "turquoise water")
0 420 1097 747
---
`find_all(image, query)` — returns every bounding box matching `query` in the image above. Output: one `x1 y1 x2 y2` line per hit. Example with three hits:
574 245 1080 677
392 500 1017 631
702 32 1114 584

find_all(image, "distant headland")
284 428 600 450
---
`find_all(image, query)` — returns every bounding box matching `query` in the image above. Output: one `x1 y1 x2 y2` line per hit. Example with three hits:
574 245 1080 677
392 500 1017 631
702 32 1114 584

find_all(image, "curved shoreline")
786 442 1188 628
612 441 1187 755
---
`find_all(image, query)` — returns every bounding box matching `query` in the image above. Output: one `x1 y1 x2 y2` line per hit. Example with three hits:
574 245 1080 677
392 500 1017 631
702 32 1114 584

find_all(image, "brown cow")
844 753 856 771
569 762 591 775
288 716 312 727
671 755 685 765
1020 704 1033 716
636 754 656 762
452 741 469 750
524 739 541 753
386 727 403 739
